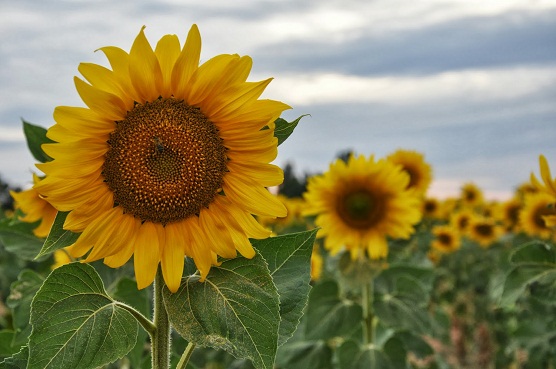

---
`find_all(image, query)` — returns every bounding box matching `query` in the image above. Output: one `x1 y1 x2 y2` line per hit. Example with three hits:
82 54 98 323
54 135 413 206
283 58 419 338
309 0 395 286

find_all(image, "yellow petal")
161 223 185 293
223 172 287 217
69 208 120 258
539 155 556 196
129 26 163 102
97 46 141 103
53 106 115 135
74 77 127 121
171 24 201 99
217 197 270 239
185 54 238 105
155 34 181 98
207 79 272 121
186 217 213 281
78 62 126 100
134 221 161 290
104 218 140 268
198 207 237 258
226 161 283 187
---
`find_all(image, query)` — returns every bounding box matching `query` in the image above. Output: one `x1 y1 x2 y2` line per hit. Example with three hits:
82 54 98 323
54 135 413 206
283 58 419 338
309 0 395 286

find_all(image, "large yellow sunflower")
386 149 432 196
10 173 57 238
303 154 422 260
34 25 289 292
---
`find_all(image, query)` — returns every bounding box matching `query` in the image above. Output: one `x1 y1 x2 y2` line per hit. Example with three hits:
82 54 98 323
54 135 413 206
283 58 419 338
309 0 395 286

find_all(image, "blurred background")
1 0 555 199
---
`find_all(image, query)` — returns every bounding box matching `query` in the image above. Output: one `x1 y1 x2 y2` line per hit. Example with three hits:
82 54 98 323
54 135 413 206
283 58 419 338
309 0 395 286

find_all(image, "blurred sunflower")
519 193 556 239
460 183 484 208
422 197 442 219
303 154 422 260
531 155 556 199
468 216 502 248
450 209 474 235
10 173 57 238
386 149 432 196
310 245 323 281
497 197 522 232
34 25 289 292
431 225 461 253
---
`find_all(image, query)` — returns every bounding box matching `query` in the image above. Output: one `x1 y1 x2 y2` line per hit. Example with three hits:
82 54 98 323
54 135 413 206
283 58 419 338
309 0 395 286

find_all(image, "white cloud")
266 65 556 106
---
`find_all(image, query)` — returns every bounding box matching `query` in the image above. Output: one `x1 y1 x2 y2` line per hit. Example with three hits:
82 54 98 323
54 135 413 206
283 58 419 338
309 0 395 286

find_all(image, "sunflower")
530 155 556 199
386 149 432 196
460 182 484 208
497 197 522 232
450 209 474 235
310 245 323 281
422 197 442 219
10 173 57 238
34 25 289 292
303 154 422 260
519 193 556 239
51 246 75 270
431 225 461 253
468 216 502 248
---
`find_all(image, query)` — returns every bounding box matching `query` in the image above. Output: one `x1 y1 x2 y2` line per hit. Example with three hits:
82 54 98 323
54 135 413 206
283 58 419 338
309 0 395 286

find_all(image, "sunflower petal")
161 223 185 293
129 26 163 102
134 221 161 290
74 77 127 121
155 34 181 98
171 24 201 99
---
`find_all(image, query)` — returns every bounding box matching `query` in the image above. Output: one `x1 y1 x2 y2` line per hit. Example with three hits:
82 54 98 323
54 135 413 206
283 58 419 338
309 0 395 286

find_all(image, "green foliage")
274 115 308 146
35 212 79 259
27 263 139 369
0 217 44 261
22 120 54 163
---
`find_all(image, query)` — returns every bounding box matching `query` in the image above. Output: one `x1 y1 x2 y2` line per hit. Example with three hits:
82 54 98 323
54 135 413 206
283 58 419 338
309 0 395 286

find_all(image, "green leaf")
305 280 362 340
274 115 308 146
6 270 44 345
111 277 150 369
0 218 44 261
374 270 433 334
500 241 556 306
0 345 29 369
252 229 317 346
36 212 80 259
275 341 333 369
22 120 54 163
28 263 138 369
0 331 18 358
164 254 280 369
337 340 395 369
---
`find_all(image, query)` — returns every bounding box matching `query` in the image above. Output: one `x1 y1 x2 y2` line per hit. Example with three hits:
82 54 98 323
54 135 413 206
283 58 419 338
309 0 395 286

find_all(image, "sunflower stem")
362 278 375 346
114 301 156 336
176 342 196 369
152 268 171 369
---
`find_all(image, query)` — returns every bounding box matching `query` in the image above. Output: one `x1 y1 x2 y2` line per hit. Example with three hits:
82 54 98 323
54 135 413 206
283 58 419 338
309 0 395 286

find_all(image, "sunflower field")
1 24 556 369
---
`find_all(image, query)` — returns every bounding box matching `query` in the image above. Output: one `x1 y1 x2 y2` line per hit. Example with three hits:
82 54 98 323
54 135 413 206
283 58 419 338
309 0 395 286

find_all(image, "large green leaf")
36 212 80 259
28 263 138 369
500 241 556 306
304 280 362 340
0 331 19 359
0 345 29 369
163 254 280 369
274 115 307 146
6 270 44 345
22 120 54 163
0 218 44 261
374 270 433 334
252 229 317 346
337 340 395 369
275 341 333 369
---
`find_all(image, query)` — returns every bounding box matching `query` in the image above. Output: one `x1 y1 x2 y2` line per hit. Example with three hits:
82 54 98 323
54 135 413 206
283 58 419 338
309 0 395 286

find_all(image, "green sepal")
274 115 308 146
36 211 80 259
22 120 54 163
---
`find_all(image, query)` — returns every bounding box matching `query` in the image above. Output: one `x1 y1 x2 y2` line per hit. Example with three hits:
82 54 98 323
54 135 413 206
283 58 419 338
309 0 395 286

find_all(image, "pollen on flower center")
337 190 383 229
102 98 227 225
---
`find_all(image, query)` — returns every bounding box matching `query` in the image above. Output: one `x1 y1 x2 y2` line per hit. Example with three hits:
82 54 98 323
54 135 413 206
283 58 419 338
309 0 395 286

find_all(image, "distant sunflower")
431 225 461 253
303 154 422 260
35 25 289 292
460 183 484 208
519 193 556 239
310 245 323 281
468 216 502 248
531 155 556 199
386 149 432 196
497 197 522 232
10 173 57 238
422 197 442 219
450 209 474 235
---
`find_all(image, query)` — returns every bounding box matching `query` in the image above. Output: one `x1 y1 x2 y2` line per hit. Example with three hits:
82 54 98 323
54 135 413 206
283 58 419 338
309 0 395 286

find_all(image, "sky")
1 0 555 199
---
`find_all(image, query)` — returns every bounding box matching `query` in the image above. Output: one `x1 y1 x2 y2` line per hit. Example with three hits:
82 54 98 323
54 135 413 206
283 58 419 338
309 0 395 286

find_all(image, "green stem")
114 301 156 336
362 278 375 345
152 268 171 369
176 342 196 369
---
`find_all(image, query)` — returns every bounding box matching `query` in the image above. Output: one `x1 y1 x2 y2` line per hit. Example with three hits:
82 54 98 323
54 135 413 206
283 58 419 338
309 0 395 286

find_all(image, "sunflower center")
404 166 419 189
337 190 383 229
103 98 227 225
535 204 556 228
438 233 452 245
475 223 493 237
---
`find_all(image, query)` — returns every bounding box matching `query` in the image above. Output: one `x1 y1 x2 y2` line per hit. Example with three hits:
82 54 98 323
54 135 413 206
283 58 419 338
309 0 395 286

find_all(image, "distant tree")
0 175 19 212
278 163 308 198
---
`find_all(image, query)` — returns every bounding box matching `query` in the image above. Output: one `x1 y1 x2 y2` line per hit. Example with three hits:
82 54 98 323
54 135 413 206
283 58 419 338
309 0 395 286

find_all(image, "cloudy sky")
1 0 555 199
